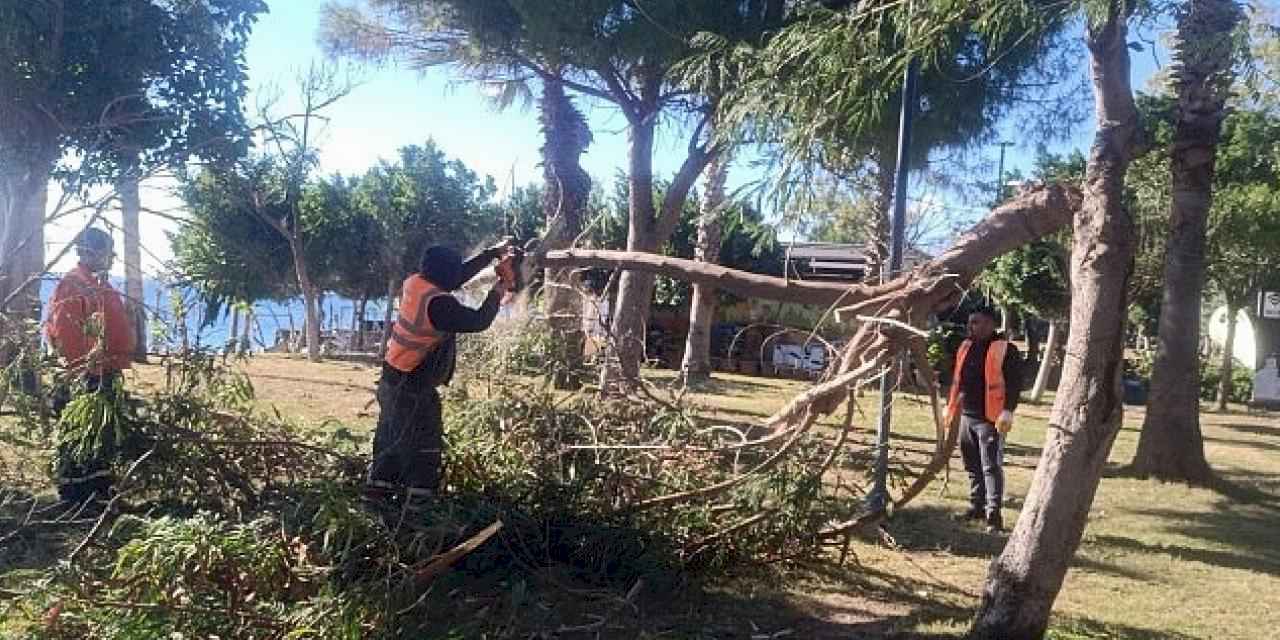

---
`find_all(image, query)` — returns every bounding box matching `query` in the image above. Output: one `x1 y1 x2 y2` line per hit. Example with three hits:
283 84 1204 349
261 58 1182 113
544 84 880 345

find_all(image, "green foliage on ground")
1 322 864 638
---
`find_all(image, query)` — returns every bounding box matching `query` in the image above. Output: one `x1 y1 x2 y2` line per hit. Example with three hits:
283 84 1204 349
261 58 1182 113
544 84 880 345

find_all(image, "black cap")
76 228 114 254
420 246 463 290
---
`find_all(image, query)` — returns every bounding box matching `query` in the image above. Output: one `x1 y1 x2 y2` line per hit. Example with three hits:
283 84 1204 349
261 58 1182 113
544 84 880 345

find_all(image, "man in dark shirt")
366 242 514 508
951 308 1023 533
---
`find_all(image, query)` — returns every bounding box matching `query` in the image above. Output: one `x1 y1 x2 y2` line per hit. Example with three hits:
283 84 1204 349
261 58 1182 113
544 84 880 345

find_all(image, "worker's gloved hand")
496 254 519 292
995 410 1014 434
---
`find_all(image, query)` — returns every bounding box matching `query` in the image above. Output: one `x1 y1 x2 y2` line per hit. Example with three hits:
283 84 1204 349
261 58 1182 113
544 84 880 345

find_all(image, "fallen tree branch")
541 183 1081 310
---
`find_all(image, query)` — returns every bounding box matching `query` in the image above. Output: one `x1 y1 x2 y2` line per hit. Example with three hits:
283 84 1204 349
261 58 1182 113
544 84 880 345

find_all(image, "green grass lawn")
6 354 1278 639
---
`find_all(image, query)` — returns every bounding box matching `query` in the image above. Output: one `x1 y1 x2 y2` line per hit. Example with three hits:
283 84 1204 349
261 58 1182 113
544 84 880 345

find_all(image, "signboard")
1262 291 1280 320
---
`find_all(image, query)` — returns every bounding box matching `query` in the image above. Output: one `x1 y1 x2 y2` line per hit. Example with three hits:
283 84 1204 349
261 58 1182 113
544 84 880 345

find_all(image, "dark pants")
53 373 120 503
367 371 444 496
959 414 1004 516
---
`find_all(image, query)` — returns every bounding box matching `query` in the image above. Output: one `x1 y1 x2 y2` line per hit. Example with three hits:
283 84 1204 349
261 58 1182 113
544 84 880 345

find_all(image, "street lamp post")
866 56 919 515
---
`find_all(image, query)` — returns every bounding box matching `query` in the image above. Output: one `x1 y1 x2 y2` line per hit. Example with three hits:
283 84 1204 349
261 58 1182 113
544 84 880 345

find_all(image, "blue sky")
50 0 1175 276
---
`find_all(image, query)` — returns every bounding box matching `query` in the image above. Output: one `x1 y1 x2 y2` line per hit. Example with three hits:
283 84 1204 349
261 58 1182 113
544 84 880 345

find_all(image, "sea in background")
39 275 388 353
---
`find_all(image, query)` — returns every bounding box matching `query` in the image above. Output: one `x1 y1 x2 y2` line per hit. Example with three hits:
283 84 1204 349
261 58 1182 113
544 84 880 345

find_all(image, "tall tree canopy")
683 0 1083 267
0 0 264 323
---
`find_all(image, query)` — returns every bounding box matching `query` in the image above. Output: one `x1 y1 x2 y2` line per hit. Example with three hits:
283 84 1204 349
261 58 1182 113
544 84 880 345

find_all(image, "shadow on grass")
879 506 1156 583
1090 532 1280 576
652 557 1198 640
1122 501 1280 576
1201 433 1280 454
685 375 793 397
1219 421 1280 439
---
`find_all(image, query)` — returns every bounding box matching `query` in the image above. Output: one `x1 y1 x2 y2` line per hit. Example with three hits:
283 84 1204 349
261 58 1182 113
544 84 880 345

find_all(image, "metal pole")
866 56 919 514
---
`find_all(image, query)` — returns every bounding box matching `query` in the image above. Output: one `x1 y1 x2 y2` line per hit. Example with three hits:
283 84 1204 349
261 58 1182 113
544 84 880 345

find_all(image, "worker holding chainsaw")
365 240 522 508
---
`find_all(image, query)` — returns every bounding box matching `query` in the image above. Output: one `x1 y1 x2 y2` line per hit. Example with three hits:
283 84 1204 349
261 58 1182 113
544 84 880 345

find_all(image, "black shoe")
954 507 984 522
985 511 1004 533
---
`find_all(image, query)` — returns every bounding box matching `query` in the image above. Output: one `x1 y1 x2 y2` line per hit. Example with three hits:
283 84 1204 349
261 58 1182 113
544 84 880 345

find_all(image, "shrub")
1199 359 1254 404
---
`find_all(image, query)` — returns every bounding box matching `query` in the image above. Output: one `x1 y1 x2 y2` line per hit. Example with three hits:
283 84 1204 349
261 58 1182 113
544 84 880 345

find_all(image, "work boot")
954 506 984 522
985 510 1004 534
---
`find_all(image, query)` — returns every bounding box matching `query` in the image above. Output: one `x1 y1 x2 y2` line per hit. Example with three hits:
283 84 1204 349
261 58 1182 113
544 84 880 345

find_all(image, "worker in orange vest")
365 241 518 508
45 228 136 503
946 307 1023 533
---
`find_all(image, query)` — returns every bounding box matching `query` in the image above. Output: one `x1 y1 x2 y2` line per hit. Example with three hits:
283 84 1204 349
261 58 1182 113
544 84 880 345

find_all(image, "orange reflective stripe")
984 340 1008 423
385 275 453 372
945 340 972 428
389 329 436 352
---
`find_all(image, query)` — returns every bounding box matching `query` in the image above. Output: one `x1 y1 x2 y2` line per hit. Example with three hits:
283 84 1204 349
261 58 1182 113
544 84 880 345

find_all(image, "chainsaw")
495 237 536 294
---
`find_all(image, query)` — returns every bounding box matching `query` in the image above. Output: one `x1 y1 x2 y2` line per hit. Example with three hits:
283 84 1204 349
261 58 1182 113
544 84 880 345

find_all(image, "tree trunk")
352 296 366 351
0 153 54 321
681 151 729 385
241 307 253 354
118 168 148 363
870 145 895 282
970 5 1140 638
540 74 593 386
1030 319 1060 402
1024 315 1041 366
225 307 240 363
288 236 322 361
1131 0 1238 483
1216 303 1238 411
601 114 660 390
378 277 397 361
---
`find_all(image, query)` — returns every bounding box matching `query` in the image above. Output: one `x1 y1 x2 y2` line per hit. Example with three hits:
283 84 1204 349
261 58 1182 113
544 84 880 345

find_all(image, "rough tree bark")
1132 0 1239 483
0 142 56 324
1029 319 1060 402
539 75 593 387
871 143 895 281
293 243 322 362
118 167 148 362
680 150 729 385
1216 303 1238 411
603 101 661 389
600 79 714 391
970 5 1141 638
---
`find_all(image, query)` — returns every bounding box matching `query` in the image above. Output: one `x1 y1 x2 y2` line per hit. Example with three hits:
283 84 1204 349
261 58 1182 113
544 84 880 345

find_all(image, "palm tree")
1132 0 1242 483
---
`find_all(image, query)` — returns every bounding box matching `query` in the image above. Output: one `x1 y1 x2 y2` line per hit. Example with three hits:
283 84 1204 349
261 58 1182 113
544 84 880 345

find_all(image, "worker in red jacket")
945 307 1023 533
45 228 135 503
365 241 517 509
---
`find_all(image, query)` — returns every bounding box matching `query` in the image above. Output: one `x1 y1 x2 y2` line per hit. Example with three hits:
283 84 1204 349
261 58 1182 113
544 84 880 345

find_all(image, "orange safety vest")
384 275 450 373
945 339 1008 427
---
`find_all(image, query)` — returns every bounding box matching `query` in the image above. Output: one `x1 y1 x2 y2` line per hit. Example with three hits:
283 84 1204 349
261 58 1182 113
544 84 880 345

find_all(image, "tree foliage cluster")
1127 98 1280 331
171 140 498 320
174 149 785 326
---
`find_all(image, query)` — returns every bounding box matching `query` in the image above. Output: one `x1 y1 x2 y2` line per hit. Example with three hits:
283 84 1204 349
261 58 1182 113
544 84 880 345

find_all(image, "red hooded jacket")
45 265 134 374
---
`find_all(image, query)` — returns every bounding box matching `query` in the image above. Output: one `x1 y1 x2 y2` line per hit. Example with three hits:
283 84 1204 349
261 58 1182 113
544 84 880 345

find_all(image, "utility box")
1255 291 1280 408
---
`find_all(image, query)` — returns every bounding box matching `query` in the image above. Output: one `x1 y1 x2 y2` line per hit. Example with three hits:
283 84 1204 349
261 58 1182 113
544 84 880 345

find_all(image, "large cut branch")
543 183 1081 310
